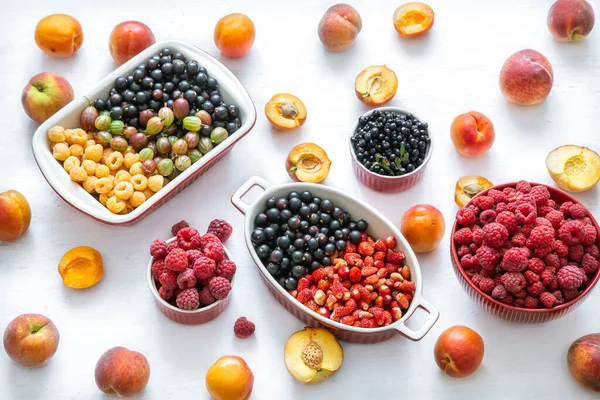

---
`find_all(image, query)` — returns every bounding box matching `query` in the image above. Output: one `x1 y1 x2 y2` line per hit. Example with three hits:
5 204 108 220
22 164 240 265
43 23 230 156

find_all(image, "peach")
454 176 494 208
286 143 331 183
393 2 435 38
214 13 256 58
546 145 600 192
3 314 59 368
355 65 398 106
0 190 31 242
450 111 495 157
400 204 445 253
548 0 595 41
21 72 74 124
318 4 362 52
568 333 600 391
109 21 155 65
499 49 554 105
95 346 150 397
434 325 484 378
265 93 307 130
35 14 83 58
205 356 254 400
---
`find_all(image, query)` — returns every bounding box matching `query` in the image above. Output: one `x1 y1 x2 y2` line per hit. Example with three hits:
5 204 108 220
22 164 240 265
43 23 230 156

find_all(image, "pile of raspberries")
150 220 236 311
453 180 599 309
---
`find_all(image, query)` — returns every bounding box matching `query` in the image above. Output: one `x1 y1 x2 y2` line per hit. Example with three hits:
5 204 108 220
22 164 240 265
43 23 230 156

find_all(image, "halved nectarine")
454 176 494 208
265 93 307 130
355 65 398 106
546 145 600 192
393 2 435 38
284 327 343 384
286 143 331 183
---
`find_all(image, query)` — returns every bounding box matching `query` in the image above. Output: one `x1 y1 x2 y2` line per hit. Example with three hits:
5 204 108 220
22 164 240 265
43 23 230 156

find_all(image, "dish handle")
394 296 439 341
231 176 272 215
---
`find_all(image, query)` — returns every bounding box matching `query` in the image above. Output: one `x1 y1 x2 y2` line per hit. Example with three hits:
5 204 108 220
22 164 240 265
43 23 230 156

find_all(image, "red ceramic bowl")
147 237 234 325
450 182 600 323
350 107 433 193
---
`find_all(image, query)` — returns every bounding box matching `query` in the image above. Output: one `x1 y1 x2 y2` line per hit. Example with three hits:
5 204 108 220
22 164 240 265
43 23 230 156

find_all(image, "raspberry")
509 233 525 247
569 204 588 219
527 281 545 297
488 189 508 204
177 269 197 289
473 195 495 210
171 220 189 236
460 254 477 269
216 259 237 281
456 208 476 227
559 201 574 216
500 272 526 293
233 317 255 338
495 211 518 234
201 233 221 246
583 225 598 246
585 244 600 259
198 286 216 306
569 245 584 261
553 290 565 304
176 288 200 310
476 245 500 270
530 185 550 206
516 180 532 193
209 276 232 300
471 274 483 287
166 241 179 253
479 277 495 293
202 240 224 262
491 284 507 300
193 257 216 280
152 259 169 280
558 220 586 245
479 209 496 225
563 288 579 301
553 240 569 257
177 227 202 251
582 253 599 274
514 298 525 307
503 187 517 196
150 239 168 259
186 249 204 266
515 203 537 225
483 223 509 248
544 253 560 269
535 218 552 227
158 286 174 300
557 265 584 290
495 203 508 213
453 227 473 244
539 292 556 308
165 248 188 272
502 294 515 305
533 246 552 258
472 227 484 245
529 225 555 248
579 217 593 226
524 270 540 284
545 210 564 228
528 258 545 274
159 271 178 290
524 296 539 308
538 206 554 217
457 245 470 258
501 248 528 272
206 219 233 242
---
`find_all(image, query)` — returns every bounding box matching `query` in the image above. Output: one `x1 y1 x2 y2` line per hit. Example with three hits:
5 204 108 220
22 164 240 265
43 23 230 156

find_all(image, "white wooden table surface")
1 0 600 398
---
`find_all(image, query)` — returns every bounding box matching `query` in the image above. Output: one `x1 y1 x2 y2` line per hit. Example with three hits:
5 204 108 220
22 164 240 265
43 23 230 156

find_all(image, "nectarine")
434 325 484 378
214 13 256 58
450 111 495 157
35 14 83 58
499 49 553 105
548 0 595 41
109 21 155 65
546 145 600 192
21 72 74 124
0 190 31 242
95 347 150 397
318 4 362 52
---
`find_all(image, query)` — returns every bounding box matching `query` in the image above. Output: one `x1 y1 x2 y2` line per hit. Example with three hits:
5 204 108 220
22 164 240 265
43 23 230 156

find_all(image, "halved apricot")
355 65 398 106
265 93 307 130
454 176 494 208
286 143 331 183
58 246 103 289
546 145 600 192
393 2 435 38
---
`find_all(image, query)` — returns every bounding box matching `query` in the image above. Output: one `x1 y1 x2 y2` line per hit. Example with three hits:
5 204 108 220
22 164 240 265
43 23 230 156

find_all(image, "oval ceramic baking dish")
32 40 257 225
232 176 439 343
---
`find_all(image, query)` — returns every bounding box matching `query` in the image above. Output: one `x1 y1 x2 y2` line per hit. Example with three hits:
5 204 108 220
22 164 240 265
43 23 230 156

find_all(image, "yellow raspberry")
148 175 164 192
52 143 70 161
69 166 87 182
130 191 147 207
106 196 126 214
63 156 81 173
82 176 99 193
48 126 66 143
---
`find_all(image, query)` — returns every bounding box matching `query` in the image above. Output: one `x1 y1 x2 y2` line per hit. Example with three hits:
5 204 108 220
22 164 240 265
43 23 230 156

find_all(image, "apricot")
214 13 255 58
568 334 600 391
354 65 398 106
109 21 155 65
284 327 343 384
35 14 83 58
0 190 31 242
400 204 445 253
318 4 362 52
265 93 306 130
434 325 485 378
450 111 495 157
546 145 600 192
58 246 103 289
393 2 435 38
286 143 331 183
454 176 494 208
548 0 595 41
206 356 254 400
499 49 554 105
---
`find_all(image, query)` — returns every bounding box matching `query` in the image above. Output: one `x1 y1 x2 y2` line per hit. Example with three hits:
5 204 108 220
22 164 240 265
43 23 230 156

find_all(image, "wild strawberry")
387 252 405 264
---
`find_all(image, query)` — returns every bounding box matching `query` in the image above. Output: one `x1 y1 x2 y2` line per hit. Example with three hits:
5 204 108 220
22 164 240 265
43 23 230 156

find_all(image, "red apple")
434 325 484 378
95 346 150 397
400 204 445 253
450 111 495 157
3 314 59 368
109 21 155 65
21 72 74 123
0 190 31 242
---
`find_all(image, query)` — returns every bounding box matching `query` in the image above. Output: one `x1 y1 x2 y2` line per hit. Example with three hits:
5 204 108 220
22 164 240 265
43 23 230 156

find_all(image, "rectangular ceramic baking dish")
32 40 257 225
